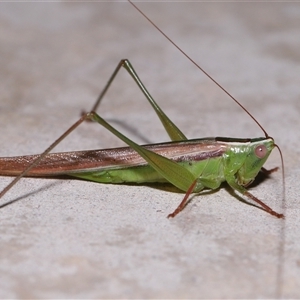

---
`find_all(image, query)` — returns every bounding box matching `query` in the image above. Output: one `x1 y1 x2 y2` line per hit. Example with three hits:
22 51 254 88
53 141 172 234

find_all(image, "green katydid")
0 1 284 220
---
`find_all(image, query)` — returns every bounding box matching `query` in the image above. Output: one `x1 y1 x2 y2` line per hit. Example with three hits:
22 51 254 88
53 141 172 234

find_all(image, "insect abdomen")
69 164 167 184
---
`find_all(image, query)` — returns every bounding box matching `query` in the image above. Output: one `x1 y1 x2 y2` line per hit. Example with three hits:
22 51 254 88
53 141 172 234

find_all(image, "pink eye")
255 145 267 158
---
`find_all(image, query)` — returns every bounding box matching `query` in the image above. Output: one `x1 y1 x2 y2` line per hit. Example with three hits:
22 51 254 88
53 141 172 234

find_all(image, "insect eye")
254 144 267 158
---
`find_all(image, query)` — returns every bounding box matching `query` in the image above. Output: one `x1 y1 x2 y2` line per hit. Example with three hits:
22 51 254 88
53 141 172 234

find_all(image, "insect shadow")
0 180 64 209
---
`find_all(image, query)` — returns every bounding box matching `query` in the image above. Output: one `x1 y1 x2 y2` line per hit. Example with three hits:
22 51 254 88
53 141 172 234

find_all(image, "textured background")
0 1 299 298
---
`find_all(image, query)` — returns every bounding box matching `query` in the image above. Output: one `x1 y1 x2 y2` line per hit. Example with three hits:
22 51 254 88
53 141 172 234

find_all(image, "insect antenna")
274 143 286 298
128 0 268 138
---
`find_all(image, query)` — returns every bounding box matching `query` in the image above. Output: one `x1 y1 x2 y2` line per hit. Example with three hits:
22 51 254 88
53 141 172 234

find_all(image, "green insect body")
0 137 273 189
71 137 273 192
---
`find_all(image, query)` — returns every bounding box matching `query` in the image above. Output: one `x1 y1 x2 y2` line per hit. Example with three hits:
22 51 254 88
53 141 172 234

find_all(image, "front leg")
226 175 284 219
260 167 279 175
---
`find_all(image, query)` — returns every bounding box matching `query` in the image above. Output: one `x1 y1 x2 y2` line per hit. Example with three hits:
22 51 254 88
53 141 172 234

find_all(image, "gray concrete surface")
0 1 299 299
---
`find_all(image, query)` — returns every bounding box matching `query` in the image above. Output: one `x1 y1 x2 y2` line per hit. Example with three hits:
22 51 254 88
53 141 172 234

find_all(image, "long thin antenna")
274 144 286 299
128 0 268 138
